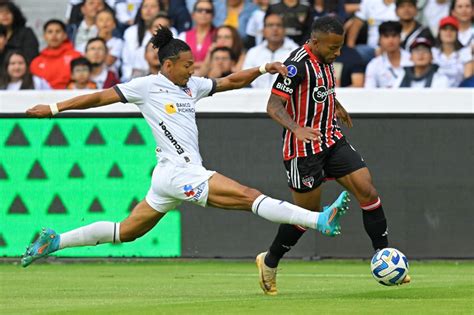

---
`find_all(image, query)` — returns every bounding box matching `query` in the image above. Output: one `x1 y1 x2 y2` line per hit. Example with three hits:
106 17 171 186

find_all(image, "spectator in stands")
178 0 216 72
334 45 366 87
243 12 298 88
346 0 398 64
30 20 82 89
195 25 245 76
213 0 258 39
417 0 450 37
207 47 236 78
160 0 193 33
114 0 143 26
121 0 161 82
267 0 312 45
245 0 269 49
309 0 347 22
394 37 450 88
396 0 434 51
144 40 160 74
344 0 361 16
96 9 123 75
432 16 473 87
67 0 109 26
0 25 6 70
0 51 50 90
85 37 120 88
66 57 98 89
0 1 39 64
69 0 105 53
451 0 473 47
364 21 412 88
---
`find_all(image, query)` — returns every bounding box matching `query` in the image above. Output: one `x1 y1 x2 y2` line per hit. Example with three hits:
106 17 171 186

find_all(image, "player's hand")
26 105 54 118
293 126 322 144
335 103 353 128
265 62 288 76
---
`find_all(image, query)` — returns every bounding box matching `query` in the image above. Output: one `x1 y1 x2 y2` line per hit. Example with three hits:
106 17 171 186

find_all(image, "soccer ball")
370 248 409 286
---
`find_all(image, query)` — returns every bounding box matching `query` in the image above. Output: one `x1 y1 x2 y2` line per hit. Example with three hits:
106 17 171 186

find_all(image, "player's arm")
335 98 353 128
26 88 121 118
214 62 288 92
267 93 322 144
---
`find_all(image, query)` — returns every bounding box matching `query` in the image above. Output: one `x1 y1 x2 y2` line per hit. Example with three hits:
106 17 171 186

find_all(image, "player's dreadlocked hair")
311 16 344 36
150 26 191 64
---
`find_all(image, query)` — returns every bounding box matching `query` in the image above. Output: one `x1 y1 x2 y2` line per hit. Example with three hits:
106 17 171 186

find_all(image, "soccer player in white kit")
21 27 350 269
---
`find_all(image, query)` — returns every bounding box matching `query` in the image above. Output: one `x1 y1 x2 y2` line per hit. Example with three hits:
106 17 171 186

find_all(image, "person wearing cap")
417 0 451 37
364 21 412 88
432 16 473 87
450 0 473 48
394 37 450 88
395 0 434 51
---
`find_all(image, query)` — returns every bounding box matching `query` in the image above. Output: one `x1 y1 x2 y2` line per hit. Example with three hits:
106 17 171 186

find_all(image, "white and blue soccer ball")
370 248 409 286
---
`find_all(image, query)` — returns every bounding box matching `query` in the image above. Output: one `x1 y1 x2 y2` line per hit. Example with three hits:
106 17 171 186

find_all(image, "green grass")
1 260 473 315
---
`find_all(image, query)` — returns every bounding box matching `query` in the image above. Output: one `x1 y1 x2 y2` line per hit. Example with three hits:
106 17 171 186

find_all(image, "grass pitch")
1 260 473 315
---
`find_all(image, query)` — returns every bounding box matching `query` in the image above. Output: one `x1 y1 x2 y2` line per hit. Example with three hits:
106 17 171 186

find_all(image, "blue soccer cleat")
316 191 350 237
21 228 60 268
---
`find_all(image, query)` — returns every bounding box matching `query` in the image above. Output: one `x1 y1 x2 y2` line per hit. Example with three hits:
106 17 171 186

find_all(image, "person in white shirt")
73 0 102 53
0 51 50 90
346 0 398 64
22 26 349 269
243 13 298 89
432 16 473 87
450 0 473 47
394 37 450 88
114 0 143 26
364 21 412 88
121 0 161 82
95 9 124 75
245 0 270 48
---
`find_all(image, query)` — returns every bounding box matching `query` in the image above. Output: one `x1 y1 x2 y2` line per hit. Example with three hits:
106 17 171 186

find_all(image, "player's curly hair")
311 16 344 36
150 26 191 64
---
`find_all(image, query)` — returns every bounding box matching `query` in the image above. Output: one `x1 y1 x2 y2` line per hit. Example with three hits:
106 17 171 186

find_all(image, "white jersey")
115 73 216 165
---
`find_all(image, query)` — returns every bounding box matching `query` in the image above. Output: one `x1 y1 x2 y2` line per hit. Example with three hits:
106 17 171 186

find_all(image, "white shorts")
145 160 216 213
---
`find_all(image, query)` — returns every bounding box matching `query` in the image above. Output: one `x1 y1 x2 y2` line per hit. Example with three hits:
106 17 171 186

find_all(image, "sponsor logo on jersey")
183 183 206 201
287 64 297 78
165 103 177 114
158 121 185 154
284 77 292 85
276 82 293 94
165 102 195 114
312 86 335 103
302 175 314 188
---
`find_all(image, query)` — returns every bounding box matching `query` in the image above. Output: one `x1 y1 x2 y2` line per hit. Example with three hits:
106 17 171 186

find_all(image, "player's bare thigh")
119 200 166 242
291 186 322 212
336 167 378 203
207 172 261 210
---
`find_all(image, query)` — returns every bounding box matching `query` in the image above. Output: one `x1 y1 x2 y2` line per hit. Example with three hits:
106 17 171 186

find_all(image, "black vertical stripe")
113 223 116 243
319 63 330 149
305 59 317 154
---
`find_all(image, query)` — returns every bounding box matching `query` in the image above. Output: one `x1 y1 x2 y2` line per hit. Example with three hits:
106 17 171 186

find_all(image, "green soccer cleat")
316 191 350 237
21 228 60 268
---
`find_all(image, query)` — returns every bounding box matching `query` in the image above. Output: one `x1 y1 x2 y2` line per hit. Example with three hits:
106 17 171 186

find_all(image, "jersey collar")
304 44 321 63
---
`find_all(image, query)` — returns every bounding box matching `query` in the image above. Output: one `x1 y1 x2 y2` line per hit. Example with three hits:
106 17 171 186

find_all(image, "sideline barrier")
1 89 473 258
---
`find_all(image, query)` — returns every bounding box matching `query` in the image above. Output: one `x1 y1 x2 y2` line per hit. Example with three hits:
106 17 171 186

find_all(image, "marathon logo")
275 82 293 94
159 121 184 155
312 86 335 103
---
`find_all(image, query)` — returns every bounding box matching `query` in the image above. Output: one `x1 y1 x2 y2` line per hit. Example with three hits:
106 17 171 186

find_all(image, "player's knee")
241 186 262 206
358 185 378 203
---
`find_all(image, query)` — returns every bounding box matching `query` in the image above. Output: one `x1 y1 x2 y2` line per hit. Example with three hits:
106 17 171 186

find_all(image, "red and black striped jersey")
271 44 343 161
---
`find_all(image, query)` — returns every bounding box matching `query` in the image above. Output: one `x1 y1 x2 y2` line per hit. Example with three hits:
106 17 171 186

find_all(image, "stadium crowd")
0 0 472 90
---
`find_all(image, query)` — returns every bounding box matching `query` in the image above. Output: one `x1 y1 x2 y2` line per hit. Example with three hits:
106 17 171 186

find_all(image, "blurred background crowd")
0 0 472 91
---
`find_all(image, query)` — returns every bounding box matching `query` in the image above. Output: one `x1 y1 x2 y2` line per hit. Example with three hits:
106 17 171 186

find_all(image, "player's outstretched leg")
21 228 60 267
21 200 164 267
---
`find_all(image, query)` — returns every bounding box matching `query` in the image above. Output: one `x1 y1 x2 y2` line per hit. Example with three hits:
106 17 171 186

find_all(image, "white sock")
251 195 319 229
59 221 121 249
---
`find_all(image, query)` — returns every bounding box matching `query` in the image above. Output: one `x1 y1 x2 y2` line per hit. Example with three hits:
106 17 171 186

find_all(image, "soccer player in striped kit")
256 16 410 295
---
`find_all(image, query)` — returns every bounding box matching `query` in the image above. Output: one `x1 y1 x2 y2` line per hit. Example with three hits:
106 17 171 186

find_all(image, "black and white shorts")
284 137 366 193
